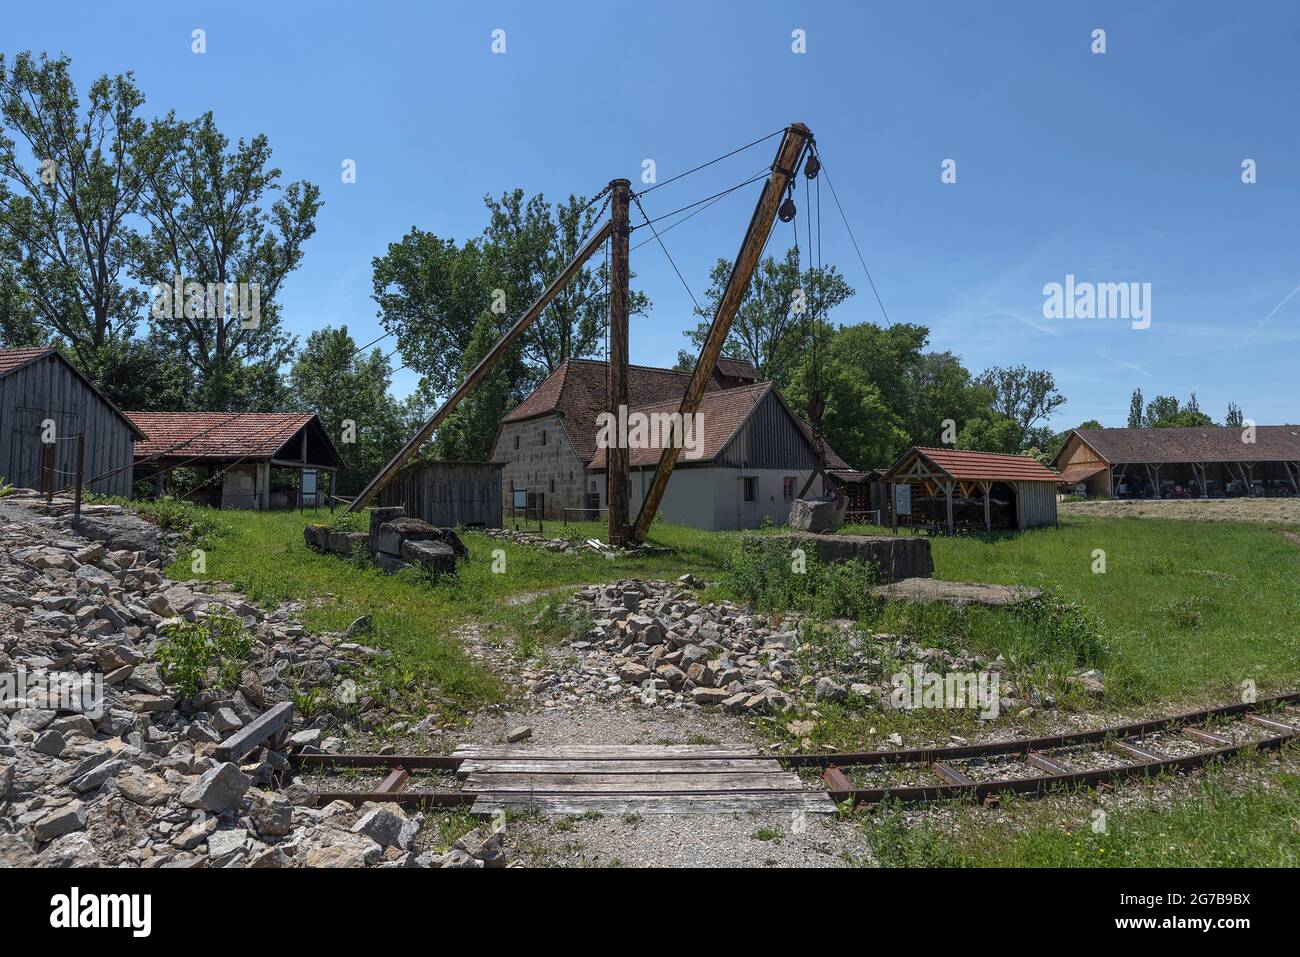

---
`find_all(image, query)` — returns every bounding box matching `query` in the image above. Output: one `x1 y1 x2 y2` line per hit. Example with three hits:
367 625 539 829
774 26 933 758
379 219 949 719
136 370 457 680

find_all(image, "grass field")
862 756 1300 867
133 504 1300 716
1061 497 1300 525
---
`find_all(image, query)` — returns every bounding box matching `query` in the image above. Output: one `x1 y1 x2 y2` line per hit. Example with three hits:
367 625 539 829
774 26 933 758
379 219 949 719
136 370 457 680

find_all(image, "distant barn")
0 347 143 497
1053 426 1300 498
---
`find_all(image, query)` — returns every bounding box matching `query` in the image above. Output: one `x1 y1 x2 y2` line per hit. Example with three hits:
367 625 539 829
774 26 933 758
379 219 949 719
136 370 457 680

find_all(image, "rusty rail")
289 692 1299 810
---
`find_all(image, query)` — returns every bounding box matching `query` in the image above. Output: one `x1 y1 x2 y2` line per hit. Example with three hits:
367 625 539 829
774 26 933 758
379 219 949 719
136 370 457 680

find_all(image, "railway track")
290 692 1300 814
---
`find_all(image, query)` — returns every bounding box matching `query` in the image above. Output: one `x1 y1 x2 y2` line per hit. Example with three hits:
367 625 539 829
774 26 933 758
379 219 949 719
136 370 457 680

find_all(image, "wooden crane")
345 123 815 548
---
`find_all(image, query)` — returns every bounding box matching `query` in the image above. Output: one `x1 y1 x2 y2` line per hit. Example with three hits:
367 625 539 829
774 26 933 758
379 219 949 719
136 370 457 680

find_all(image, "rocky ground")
0 496 502 869
506 577 1057 723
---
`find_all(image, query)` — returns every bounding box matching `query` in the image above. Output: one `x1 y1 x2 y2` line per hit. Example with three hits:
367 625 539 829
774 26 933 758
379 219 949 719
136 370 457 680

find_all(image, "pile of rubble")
517 577 1023 716
0 503 499 868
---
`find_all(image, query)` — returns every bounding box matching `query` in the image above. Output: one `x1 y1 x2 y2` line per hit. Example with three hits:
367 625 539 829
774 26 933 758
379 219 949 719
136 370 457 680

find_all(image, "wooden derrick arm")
345 220 614 515
629 123 813 543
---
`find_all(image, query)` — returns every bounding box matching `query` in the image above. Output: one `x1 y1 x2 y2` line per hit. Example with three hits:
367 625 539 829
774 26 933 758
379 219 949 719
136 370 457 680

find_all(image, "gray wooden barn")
376 460 503 527
0 347 143 497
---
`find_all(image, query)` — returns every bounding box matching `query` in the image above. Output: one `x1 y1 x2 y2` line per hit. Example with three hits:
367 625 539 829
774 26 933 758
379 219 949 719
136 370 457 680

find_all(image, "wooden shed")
884 447 1059 534
126 411 343 509
376 460 503 528
0 347 143 498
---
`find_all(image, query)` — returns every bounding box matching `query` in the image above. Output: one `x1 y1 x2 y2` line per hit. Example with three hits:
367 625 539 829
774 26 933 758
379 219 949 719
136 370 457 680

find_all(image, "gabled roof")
501 357 741 463
0 346 146 438
715 356 760 381
0 346 56 376
585 381 850 471
886 446 1060 483
586 381 771 468
126 411 340 465
1057 426 1300 467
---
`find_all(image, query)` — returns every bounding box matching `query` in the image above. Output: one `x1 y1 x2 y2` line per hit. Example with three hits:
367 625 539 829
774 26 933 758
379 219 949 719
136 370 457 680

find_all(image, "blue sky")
6 0 1299 429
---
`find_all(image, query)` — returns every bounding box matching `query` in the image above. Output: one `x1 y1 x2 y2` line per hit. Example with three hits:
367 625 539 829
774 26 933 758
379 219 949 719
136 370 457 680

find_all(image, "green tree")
429 312 516 460
1142 394 1215 428
134 112 320 411
974 365 1066 451
680 249 852 394
957 413 1022 454
1225 402 1244 428
1127 389 1144 428
0 52 155 403
289 326 405 494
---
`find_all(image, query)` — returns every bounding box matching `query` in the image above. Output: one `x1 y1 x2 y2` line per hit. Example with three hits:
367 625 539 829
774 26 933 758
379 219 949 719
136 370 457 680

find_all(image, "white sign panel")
513 488 528 510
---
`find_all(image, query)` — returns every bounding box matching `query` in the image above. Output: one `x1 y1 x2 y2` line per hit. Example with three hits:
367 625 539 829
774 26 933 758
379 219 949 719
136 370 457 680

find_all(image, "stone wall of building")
491 413 592 519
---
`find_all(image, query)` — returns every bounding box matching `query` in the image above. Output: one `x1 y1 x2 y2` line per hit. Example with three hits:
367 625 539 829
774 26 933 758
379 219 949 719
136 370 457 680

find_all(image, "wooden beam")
606 179 631 546
944 479 954 535
630 123 812 542
344 219 614 514
981 479 991 532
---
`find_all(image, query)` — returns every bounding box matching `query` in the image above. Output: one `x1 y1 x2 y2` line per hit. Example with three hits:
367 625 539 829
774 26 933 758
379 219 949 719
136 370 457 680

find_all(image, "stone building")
490 356 851 529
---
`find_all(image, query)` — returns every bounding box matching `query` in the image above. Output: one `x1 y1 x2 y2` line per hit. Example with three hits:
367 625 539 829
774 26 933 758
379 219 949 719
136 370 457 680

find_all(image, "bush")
155 607 254 698
726 536 880 620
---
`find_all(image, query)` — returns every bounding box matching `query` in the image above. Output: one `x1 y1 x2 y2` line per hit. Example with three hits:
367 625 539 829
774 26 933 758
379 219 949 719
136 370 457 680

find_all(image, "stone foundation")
305 507 466 577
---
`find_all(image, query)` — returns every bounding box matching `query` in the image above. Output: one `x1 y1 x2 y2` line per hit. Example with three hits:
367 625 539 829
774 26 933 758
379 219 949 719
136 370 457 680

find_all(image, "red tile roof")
126 411 320 461
501 358 727 463
890 447 1061 483
586 382 772 468
0 346 55 376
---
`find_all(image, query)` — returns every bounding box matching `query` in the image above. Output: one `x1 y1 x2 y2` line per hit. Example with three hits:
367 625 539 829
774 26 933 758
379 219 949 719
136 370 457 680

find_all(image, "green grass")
862 753 1300 867
121 502 1299 719
142 506 730 716
900 516 1300 702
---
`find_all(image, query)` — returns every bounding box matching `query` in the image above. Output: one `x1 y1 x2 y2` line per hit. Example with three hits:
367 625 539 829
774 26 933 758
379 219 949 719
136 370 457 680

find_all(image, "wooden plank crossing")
453 744 837 815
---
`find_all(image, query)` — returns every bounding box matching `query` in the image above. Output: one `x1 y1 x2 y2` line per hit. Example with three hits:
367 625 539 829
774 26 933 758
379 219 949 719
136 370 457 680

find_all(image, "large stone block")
760 532 933 583
303 524 329 549
378 518 467 560
788 498 843 533
327 530 367 556
400 539 459 577
367 506 405 555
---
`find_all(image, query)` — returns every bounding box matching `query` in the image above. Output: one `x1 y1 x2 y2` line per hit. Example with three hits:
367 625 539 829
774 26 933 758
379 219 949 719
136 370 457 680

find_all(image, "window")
514 435 520 450
541 430 547 445
783 476 796 501
549 478 555 493
743 477 757 502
